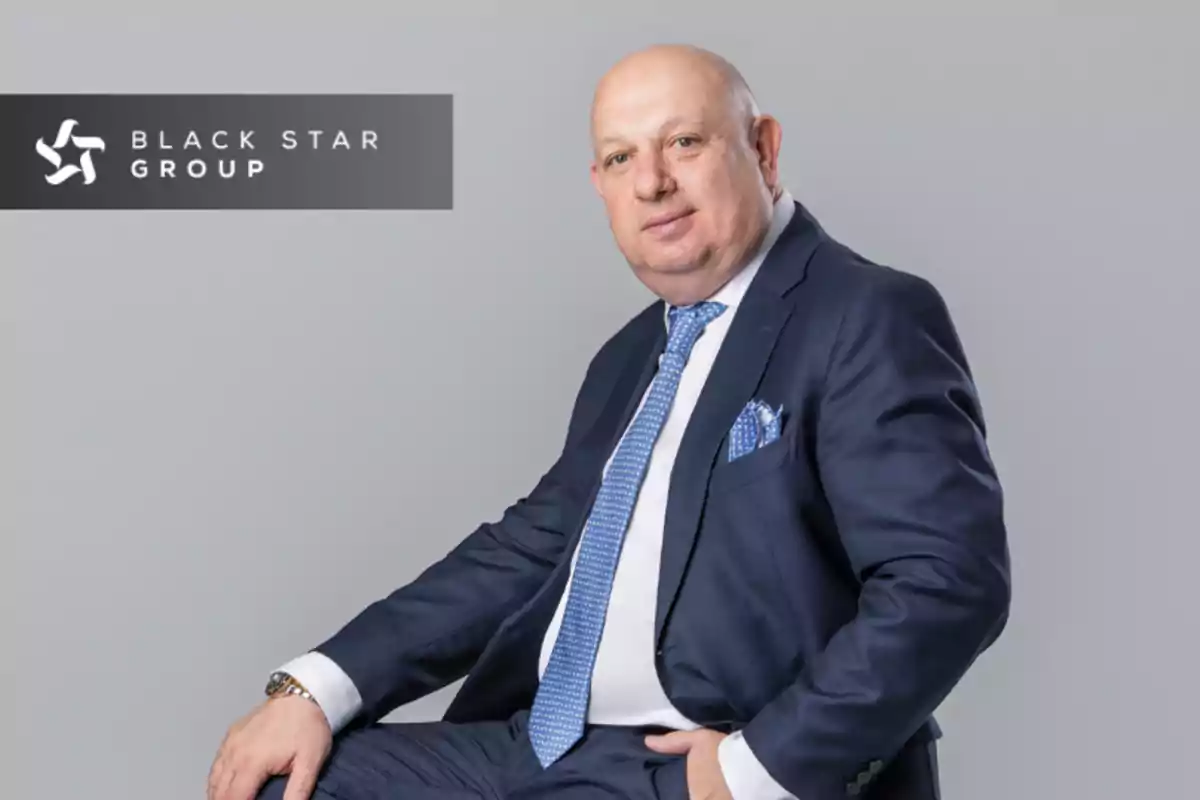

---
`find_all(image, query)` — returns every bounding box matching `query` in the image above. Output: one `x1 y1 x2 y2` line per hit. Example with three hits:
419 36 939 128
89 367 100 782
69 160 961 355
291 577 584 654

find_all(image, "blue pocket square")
727 399 783 462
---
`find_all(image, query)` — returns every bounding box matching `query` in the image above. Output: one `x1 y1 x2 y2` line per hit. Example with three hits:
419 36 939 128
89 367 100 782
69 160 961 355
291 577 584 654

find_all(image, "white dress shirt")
280 189 799 800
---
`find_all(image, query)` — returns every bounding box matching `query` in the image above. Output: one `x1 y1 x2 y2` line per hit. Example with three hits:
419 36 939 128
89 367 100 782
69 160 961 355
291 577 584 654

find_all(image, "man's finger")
206 760 220 800
224 762 271 800
208 728 241 800
282 754 320 800
207 754 233 800
206 754 219 799
212 760 240 800
644 731 695 754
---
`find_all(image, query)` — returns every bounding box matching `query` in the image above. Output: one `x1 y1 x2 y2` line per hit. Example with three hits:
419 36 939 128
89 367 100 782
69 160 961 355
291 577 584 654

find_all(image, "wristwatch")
265 670 317 704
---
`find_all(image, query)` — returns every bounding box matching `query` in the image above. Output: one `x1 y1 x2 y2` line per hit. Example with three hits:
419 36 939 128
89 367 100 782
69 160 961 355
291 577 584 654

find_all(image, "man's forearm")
311 480 576 724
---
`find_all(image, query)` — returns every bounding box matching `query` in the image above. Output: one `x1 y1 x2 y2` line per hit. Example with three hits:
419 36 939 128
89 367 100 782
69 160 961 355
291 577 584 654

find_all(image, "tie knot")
665 301 726 356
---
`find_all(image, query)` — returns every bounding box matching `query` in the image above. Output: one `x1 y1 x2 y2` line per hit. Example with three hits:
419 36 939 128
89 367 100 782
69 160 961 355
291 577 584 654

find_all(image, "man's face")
590 61 774 304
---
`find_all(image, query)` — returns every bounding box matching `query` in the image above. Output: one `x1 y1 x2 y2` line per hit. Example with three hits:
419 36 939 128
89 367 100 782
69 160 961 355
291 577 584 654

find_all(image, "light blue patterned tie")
527 300 726 768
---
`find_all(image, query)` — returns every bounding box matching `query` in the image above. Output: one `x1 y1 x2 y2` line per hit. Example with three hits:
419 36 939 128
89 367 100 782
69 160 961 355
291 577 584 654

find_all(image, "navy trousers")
256 707 941 799
256 708 690 800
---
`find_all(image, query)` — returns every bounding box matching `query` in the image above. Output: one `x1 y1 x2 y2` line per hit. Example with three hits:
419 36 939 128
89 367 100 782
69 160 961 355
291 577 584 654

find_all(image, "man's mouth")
642 209 695 231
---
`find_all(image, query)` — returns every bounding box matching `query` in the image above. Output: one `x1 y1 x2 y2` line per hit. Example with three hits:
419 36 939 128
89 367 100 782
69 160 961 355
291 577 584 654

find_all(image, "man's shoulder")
803 233 949 323
808 235 939 301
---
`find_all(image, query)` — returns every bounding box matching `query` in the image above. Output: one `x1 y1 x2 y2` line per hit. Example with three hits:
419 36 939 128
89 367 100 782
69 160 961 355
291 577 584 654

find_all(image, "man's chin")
641 250 706 275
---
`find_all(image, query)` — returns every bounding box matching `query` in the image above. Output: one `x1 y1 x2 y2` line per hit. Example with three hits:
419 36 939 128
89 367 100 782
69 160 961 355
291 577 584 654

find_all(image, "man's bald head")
590 44 759 146
588 45 783 306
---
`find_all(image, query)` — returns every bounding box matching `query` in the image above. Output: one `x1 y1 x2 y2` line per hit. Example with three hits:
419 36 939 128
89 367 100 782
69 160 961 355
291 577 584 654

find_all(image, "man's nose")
632 154 675 201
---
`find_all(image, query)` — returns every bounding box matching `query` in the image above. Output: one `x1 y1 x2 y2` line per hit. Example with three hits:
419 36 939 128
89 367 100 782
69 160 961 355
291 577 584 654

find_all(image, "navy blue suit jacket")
316 201 1011 799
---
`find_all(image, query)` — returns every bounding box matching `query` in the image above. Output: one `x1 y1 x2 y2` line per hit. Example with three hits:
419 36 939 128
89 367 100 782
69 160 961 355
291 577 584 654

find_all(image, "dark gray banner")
0 94 452 209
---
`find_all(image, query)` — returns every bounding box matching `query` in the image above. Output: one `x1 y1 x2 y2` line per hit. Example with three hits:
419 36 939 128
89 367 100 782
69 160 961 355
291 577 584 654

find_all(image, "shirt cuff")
276 651 363 735
717 730 798 800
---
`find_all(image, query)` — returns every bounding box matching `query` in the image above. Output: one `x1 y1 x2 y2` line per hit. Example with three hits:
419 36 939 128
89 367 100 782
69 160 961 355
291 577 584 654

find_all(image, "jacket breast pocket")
707 433 794 494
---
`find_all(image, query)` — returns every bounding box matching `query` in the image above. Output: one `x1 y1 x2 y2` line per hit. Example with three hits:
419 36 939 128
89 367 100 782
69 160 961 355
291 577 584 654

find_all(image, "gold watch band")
265 671 317 703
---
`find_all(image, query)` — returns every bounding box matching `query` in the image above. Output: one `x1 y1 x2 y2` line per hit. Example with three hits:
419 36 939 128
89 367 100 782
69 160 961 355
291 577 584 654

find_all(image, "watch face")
265 672 288 694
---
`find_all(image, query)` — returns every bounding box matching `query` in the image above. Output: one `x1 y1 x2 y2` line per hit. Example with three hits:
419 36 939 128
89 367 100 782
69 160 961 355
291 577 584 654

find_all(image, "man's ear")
590 161 603 197
751 115 783 189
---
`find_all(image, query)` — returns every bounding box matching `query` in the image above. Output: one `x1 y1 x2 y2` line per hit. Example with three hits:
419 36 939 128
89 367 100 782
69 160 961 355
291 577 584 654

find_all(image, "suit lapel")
654 201 826 647
653 292 794 645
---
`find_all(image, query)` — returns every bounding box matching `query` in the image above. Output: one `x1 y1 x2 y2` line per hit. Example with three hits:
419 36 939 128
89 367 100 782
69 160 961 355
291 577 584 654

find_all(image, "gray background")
2 3 1197 798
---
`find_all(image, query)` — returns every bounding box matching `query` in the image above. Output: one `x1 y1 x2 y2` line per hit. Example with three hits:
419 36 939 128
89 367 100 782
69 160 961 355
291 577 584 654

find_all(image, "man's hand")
645 729 733 800
208 695 333 800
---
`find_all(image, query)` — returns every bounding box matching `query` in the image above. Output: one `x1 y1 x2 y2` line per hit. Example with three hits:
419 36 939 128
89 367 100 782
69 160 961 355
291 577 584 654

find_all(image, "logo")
3 94 452 210
35 119 106 186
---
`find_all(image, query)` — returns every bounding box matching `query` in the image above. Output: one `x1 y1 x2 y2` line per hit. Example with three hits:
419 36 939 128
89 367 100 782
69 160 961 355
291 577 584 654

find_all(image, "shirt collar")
664 187 796 327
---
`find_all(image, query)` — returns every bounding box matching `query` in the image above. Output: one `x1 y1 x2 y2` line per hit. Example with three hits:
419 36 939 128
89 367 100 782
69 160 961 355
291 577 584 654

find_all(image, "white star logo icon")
36 119 106 185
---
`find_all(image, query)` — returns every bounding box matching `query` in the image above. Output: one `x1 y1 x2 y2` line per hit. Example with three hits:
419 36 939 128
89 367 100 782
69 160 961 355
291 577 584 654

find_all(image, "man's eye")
607 153 629 166
675 136 698 147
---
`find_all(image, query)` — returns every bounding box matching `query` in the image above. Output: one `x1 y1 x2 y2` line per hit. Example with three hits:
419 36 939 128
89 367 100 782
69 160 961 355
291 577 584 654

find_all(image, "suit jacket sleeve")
310 357 603 725
739 269 1011 797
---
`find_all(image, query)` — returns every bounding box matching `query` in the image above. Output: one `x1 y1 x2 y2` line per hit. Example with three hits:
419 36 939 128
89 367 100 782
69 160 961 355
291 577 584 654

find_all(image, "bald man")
209 44 1009 800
